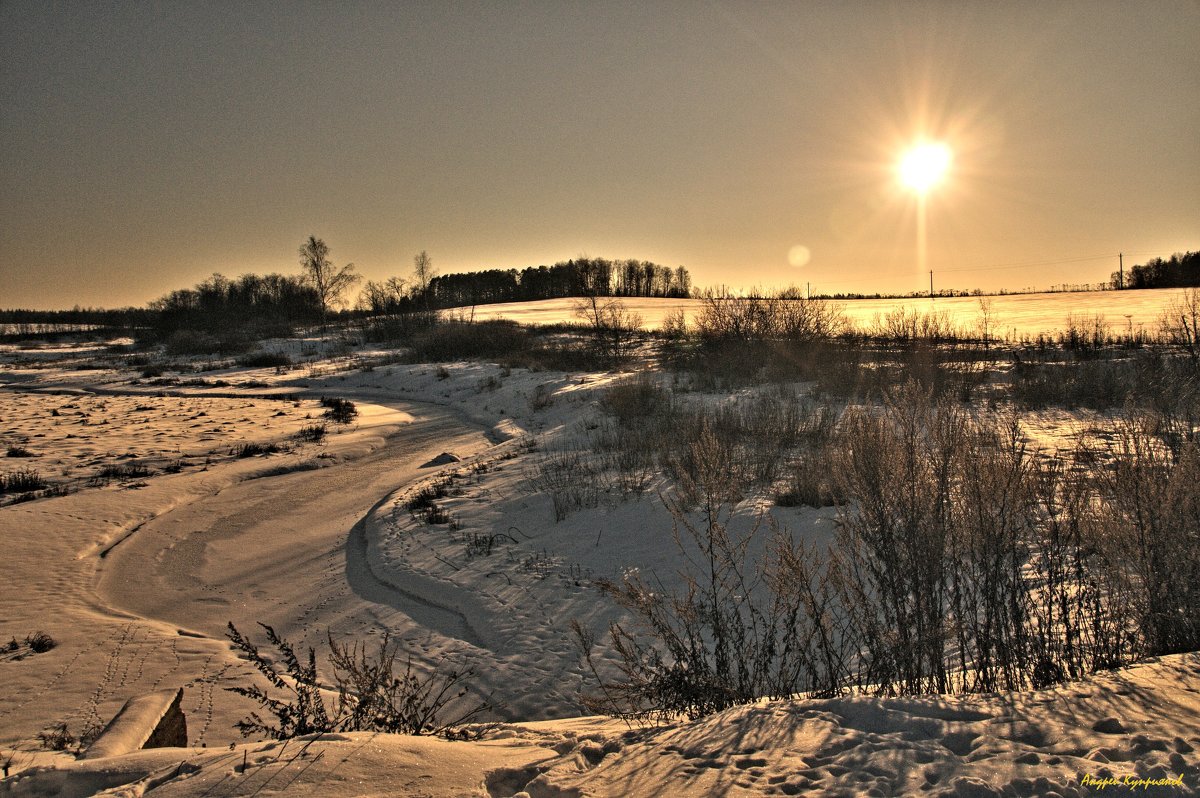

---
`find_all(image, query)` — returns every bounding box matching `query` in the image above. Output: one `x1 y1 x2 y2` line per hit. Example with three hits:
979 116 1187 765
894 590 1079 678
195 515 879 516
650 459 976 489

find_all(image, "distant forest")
1112 251 1200 289
0 306 151 327
426 257 691 309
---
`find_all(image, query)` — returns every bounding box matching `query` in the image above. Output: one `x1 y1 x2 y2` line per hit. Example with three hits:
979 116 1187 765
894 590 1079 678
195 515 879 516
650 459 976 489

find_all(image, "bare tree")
976 297 997 349
573 293 642 364
1161 287 1200 361
413 250 437 308
358 276 408 315
299 236 360 323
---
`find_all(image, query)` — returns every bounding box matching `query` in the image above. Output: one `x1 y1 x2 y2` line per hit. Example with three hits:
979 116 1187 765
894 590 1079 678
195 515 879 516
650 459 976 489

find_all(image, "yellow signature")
1081 773 1186 790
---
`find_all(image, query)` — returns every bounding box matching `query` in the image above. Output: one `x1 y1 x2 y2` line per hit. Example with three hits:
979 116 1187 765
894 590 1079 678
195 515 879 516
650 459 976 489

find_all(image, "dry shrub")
573 296 643 364
600 374 670 425
0 468 46 494
528 450 603 521
694 293 845 344
868 307 961 343
1008 350 1199 413
1160 287 1200 360
408 320 528 362
226 623 492 738
321 396 357 423
1091 414 1200 655
576 383 1200 722
576 427 797 722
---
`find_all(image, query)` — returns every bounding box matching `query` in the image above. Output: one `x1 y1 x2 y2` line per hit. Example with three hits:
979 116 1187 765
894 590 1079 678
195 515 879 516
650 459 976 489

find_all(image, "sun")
899 142 952 194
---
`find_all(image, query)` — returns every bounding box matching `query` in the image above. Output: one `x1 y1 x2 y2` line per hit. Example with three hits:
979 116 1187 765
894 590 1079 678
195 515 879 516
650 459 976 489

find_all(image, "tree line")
423 257 691 310
148 271 324 338
1112 251 1200 289
0 307 151 329
133 240 691 344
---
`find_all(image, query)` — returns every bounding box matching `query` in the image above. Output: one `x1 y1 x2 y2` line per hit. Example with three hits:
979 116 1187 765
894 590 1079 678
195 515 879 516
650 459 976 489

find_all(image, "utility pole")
929 270 934 299
1119 252 1124 289
806 281 811 300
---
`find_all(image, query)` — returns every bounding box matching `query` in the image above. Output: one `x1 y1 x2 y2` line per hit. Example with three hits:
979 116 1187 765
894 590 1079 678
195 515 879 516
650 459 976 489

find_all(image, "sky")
1 1 1198 310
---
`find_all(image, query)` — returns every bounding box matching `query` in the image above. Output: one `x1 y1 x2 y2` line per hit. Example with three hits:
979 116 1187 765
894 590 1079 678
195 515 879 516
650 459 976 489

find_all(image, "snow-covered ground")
464 288 1194 338
5 655 1198 796
1 332 1197 796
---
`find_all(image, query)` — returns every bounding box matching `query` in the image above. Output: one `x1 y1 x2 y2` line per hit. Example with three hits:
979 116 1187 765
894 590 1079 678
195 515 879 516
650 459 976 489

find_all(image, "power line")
943 250 1169 274
809 250 1170 285
938 253 1121 274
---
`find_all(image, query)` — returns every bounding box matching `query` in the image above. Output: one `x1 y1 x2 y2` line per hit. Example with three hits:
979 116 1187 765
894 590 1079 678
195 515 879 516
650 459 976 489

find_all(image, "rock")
1092 717 1125 734
424 451 461 467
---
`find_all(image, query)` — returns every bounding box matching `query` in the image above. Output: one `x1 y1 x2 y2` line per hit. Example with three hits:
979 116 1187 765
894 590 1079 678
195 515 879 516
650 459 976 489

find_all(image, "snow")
2 325 1198 796
3 654 1197 796
463 288 1195 338
82 688 184 760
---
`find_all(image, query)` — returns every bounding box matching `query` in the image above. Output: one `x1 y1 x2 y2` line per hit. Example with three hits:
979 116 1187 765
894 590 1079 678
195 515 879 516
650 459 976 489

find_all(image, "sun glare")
899 142 952 194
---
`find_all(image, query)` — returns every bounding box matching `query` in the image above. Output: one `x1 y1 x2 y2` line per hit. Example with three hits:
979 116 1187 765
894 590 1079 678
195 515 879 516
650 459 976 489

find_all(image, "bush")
693 293 845 344
405 480 449 512
0 468 46 494
1006 350 1199 414
234 442 283 458
528 383 554 412
225 623 492 738
576 432 822 721
25 631 55 653
296 423 327 442
572 296 644 364
321 397 357 424
1160 287 1200 361
529 451 603 522
465 531 517 558
163 328 253 356
867 306 960 343
409 320 528 362
576 383 1200 720
163 329 220 356
1009 356 1137 410
600 375 669 426
96 462 152 480
361 310 437 343
672 337 860 392
774 451 843 507
236 351 292 368
424 504 453 525
1059 312 1110 352
502 340 613 372
5 446 33 458
1090 414 1200 655
37 723 75 751
404 480 458 526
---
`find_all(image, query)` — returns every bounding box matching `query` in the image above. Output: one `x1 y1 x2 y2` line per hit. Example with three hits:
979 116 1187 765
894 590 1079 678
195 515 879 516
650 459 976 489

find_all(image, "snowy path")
92 403 494 736
97 403 487 636
0 390 494 750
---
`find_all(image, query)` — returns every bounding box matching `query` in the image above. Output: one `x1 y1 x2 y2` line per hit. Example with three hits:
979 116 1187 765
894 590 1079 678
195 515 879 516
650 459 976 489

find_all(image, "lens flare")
787 245 812 268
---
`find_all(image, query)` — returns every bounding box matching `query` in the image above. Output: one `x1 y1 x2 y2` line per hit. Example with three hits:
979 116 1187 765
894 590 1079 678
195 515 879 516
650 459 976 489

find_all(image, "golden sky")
2 1 1197 309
